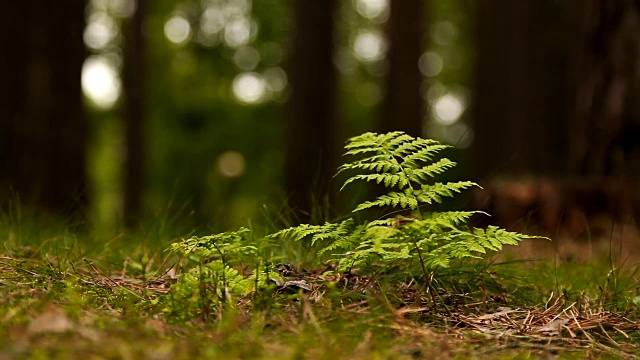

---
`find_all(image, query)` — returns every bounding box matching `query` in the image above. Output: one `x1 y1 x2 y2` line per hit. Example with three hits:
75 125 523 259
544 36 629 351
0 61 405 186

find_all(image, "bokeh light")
432 93 465 125
90 0 137 18
353 30 386 63
197 5 225 46
91 0 136 18
422 82 446 103
354 0 389 20
232 72 266 104
164 15 192 45
431 21 458 47
224 17 252 48
84 12 118 50
224 0 252 16
262 67 287 93
419 51 443 77
217 151 246 178
233 46 260 70
82 55 122 109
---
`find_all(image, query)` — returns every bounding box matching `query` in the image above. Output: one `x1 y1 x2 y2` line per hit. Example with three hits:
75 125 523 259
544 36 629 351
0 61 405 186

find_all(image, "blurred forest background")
2 0 640 240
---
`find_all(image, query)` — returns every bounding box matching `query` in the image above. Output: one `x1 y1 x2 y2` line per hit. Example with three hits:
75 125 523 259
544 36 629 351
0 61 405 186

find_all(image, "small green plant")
164 228 279 320
270 131 538 274
165 131 539 317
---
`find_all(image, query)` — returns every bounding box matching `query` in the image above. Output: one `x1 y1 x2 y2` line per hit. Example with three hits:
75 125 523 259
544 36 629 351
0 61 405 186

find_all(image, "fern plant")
270 131 539 275
164 228 280 321
164 131 539 317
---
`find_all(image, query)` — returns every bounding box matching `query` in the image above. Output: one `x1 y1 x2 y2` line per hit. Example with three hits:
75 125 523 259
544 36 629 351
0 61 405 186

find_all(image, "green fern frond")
343 132 398 155
366 217 417 227
384 131 415 148
399 143 450 165
340 132 476 215
273 131 541 275
341 172 409 190
351 181 477 213
170 228 256 262
406 158 456 182
354 190 420 211
403 212 480 234
269 219 354 246
338 158 401 174
318 224 369 256
424 211 481 224
268 223 325 241
366 219 397 227
473 226 524 248
413 181 478 205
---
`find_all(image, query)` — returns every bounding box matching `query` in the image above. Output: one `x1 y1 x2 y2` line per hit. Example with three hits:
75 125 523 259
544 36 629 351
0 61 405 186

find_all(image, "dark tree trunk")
122 0 147 224
0 1 88 215
470 0 640 235
567 0 640 180
285 0 338 222
382 0 424 137
470 0 564 180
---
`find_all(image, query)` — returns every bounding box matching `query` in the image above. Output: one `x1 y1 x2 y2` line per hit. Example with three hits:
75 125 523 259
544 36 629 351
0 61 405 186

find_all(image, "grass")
1 211 640 359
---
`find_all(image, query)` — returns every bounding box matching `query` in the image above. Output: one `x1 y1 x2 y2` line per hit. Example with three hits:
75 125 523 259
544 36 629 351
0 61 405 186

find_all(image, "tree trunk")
470 0 640 234
470 0 562 180
285 0 338 222
567 0 640 180
382 0 424 137
0 1 88 215
122 0 147 224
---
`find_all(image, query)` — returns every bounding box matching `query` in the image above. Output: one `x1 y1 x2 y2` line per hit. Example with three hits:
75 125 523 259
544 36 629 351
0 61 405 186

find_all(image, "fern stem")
211 241 227 305
427 271 452 316
413 240 452 315
413 239 430 285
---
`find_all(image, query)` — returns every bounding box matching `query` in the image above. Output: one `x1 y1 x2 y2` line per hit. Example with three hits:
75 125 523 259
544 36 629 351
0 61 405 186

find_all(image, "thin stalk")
412 240 451 315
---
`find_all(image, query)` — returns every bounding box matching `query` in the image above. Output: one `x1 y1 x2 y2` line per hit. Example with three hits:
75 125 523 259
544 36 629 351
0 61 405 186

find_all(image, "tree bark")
285 0 338 222
470 0 640 233
122 0 147 224
567 0 640 180
382 0 424 137
0 1 88 215
470 0 562 180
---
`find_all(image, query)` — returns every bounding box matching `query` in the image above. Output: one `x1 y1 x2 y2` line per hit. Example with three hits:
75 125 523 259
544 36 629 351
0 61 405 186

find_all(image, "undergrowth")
165 131 540 319
2 132 640 359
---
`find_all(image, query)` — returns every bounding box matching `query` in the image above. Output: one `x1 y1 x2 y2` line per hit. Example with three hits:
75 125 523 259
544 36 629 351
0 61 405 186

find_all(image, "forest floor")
1 217 640 359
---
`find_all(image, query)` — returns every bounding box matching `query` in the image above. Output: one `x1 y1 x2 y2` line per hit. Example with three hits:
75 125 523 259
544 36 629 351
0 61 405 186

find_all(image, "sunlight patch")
432 93 465 125
84 12 118 50
232 72 266 104
82 55 121 109
165 15 191 45
354 0 389 20
353 30 386 63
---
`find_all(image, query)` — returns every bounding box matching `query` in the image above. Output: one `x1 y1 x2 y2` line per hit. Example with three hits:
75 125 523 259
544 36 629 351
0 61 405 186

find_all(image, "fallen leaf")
535 318 570 335
478 307 515 320
28 304 73 334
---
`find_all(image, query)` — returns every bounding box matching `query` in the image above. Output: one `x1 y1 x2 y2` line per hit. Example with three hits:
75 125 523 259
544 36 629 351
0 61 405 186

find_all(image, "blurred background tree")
121 0 147 224
0 0 88 215
1 0 638 237
285 0 338 223
382 0 425 137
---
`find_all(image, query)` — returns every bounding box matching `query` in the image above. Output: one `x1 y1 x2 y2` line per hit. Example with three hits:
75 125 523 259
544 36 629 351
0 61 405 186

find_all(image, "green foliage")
338 131 476 211
271 131 539 273
164 131 539 319
164 228 279 321
170 228 257 264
